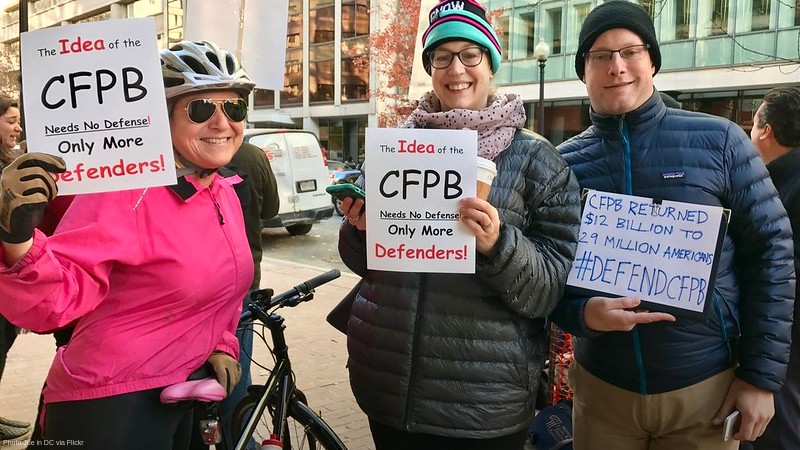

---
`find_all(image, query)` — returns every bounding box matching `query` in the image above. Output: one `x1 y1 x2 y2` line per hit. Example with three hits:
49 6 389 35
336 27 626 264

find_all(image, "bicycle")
230 268 348 450
160 269 347 450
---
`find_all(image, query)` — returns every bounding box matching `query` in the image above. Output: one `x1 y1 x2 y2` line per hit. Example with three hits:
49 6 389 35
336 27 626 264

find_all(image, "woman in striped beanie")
337 1 582 449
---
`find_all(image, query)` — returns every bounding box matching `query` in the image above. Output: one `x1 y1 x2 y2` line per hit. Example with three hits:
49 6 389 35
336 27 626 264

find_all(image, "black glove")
0 153 66 243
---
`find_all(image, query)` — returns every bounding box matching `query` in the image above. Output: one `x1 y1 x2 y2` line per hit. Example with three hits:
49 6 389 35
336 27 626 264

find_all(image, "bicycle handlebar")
241 269 341 322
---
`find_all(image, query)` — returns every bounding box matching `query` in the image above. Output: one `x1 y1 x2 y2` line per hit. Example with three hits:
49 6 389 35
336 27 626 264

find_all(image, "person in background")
0 40 254 449
337 1 582 449
216 141 279 450
550 2 795 449
743 86 800 450
0 94 31 441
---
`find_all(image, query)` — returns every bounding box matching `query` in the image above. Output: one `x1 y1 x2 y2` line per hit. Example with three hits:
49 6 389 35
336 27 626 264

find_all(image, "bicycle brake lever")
285 293 314 307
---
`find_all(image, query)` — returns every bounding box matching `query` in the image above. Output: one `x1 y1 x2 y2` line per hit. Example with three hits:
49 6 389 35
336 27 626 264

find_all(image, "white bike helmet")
161 40 255 100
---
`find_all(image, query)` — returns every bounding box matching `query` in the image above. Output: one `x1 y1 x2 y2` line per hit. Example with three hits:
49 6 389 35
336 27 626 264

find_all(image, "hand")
584 296 676 331
0 153 66 243
207 352 242 396
459 197 500 257
341 196 366 230
713 378 774 441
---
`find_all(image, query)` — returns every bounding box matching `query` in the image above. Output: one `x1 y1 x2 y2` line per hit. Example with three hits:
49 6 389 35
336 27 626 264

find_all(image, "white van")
243 129 333 235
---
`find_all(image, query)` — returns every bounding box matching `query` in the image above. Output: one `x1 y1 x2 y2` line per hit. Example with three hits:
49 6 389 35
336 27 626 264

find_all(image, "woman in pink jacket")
0 41 254 449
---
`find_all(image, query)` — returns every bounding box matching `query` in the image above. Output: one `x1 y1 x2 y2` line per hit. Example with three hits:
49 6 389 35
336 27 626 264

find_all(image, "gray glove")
0 153 66 243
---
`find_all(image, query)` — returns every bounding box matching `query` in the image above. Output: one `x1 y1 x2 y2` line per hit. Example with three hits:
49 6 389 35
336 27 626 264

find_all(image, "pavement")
0 256 538 450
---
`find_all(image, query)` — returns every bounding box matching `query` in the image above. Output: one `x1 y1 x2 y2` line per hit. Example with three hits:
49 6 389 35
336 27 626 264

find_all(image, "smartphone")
326 183 366 202
723 410 740 441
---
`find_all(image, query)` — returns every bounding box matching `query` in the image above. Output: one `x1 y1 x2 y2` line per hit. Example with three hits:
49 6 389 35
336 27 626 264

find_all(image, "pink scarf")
402 92 526 161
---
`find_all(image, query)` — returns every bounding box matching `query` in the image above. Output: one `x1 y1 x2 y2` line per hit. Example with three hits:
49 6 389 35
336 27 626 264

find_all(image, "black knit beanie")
575 1 661 81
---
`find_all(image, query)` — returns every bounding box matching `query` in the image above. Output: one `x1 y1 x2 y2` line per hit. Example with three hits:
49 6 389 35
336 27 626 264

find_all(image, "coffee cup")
476 157 496 200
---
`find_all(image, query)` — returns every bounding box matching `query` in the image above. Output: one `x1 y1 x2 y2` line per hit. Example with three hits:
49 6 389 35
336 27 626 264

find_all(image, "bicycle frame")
232 307 293 450
229 269 347 450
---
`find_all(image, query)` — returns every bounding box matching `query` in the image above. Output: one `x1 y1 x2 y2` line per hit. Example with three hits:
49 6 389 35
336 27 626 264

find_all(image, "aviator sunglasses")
184 98 248 124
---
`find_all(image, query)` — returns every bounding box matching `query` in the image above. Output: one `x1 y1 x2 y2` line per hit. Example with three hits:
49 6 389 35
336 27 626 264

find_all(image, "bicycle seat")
160 377 226 404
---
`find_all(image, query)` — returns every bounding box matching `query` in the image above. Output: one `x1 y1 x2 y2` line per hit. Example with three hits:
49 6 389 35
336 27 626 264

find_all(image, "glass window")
287 0 303 50
128 0 161 17
342 0 370 39
310 0 335 8
282 48 303 106
797 0 800 26
498 15 510 60
637 1 655 17
310 43 335 103
566 3 591 51
751 0 771 31
546 7 563 55
675 0 691 39
311 5 335 44
520 11 536 58
711 0 729 36
253 89 275 109
341 36 369 102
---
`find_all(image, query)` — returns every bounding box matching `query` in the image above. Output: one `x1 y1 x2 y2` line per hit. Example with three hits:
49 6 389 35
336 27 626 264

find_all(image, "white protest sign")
20 18 175 195
566 190 727 314
365 128 477 273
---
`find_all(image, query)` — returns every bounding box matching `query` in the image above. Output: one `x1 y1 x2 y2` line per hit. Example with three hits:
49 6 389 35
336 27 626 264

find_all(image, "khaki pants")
569 362 739 450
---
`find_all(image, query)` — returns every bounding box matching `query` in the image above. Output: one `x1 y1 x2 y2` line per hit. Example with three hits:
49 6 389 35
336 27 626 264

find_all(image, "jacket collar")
589 89 667 139
766 148 800 182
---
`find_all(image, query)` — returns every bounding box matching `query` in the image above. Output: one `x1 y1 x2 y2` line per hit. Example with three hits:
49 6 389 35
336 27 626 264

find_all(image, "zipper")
403 275 427 429
210 191 225 225
619 116 648 394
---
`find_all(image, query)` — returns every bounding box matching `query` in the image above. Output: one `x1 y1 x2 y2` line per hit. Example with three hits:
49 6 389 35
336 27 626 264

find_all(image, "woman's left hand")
459 197 500 257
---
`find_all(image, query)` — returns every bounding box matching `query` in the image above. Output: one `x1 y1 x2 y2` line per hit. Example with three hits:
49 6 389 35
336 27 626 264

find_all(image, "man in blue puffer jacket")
550 2 795 450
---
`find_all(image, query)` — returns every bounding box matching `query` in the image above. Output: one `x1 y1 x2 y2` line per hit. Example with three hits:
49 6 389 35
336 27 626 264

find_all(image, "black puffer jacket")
339 129 581 438
552 91 795 394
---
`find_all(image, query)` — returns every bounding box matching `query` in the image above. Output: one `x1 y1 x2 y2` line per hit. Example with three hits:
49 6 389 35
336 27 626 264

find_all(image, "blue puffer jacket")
551 91 795 394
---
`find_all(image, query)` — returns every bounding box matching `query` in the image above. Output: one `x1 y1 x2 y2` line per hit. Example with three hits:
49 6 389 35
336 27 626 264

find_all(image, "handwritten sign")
566 190 728 314
365 127 477 273
20 18 175 195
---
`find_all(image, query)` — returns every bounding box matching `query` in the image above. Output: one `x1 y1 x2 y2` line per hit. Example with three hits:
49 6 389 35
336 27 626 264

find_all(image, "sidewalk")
0 257 374 449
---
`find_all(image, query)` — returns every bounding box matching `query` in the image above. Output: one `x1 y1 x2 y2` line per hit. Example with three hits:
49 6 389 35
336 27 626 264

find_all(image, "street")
262 214 351 275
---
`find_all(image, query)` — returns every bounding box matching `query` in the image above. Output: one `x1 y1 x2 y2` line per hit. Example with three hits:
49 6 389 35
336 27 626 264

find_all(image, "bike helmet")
161 40 255 100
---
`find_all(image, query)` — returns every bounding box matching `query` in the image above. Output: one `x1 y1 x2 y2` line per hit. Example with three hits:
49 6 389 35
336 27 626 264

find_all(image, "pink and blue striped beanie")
422 0 502 74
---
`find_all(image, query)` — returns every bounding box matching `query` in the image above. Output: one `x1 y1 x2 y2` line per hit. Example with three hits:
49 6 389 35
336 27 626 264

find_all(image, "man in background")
219 141 279 450
745 86 800 450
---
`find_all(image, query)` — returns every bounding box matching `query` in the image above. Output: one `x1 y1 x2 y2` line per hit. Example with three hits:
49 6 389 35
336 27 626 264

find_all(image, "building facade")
2 0 798 159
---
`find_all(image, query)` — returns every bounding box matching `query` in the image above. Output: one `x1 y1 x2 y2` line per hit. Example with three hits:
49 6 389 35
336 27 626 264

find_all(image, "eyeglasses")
184 98 248 124
427 47 486 70
583 44 650 66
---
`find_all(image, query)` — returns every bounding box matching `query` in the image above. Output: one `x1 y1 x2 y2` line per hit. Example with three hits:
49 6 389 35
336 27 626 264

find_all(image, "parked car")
327 161 362 216
244 129 333 235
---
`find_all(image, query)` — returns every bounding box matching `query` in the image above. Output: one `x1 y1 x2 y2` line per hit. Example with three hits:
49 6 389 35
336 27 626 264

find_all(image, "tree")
348 0 420 128
351 0 505 128
0 42 20 98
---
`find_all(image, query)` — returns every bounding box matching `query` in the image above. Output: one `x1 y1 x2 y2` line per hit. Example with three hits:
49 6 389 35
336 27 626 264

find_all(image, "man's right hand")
584 296 676 331
0 153 66 244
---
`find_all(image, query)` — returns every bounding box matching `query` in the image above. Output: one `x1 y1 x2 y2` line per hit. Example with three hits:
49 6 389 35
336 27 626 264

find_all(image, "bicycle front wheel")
231 391 347 450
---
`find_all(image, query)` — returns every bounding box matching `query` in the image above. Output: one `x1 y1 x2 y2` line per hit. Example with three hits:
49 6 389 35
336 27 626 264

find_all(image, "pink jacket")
0 174 252 404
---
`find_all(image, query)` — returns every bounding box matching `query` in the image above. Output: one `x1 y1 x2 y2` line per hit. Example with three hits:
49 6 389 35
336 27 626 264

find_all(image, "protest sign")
365 128 477 273
566 190 729 316
20 18 175 195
